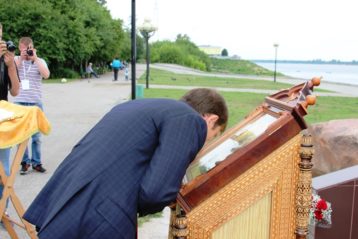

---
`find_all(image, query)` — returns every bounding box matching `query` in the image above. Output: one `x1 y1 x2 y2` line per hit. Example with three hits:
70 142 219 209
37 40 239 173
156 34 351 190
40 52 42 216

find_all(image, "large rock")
307 119 358 176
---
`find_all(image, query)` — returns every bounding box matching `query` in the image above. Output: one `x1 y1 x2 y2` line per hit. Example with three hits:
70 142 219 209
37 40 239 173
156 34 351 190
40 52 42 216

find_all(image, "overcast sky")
106 0 357 61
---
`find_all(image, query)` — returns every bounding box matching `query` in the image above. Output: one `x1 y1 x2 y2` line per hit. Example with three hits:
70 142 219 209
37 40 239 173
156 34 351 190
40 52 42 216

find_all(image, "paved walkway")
1 63 356 238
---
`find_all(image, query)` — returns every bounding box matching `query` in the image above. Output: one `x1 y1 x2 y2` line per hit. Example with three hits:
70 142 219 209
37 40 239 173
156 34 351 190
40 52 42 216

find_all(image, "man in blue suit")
23 88 228 239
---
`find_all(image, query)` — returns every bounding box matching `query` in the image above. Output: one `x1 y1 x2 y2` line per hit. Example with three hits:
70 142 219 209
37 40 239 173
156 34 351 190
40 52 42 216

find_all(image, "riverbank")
151 63 358 97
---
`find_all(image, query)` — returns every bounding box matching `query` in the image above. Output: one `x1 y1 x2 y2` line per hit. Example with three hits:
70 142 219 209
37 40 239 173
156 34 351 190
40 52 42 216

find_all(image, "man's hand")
4 51 15 68
28 47 38 62
0 40 7 57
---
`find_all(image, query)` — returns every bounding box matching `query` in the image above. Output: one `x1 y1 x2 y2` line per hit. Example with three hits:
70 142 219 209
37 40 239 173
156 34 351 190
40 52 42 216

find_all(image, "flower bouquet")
310 191 333 228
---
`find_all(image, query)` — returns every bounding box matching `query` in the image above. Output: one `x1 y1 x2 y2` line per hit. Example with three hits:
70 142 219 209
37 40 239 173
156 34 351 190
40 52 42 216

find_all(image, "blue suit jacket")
24 99 207 239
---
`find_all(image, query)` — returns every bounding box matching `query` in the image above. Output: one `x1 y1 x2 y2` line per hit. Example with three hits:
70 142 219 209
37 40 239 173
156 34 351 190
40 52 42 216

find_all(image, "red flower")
316 199 328 210
314 210 323 221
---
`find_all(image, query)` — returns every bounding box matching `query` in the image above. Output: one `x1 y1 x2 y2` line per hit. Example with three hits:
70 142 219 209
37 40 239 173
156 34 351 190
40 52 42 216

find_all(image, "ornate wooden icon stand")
168 77 320 239
0 101 51 239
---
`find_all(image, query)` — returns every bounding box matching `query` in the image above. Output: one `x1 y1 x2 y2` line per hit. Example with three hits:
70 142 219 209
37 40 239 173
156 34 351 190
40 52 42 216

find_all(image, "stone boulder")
307 119 358 177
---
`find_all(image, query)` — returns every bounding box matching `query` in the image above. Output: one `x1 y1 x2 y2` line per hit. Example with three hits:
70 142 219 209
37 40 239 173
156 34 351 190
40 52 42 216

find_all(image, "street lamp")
138 18 157 89
131 0 136 99
273 43 279 83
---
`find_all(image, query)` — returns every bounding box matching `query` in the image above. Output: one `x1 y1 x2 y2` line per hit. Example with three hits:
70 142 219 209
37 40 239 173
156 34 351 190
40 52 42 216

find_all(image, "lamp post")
139 19 157 89
131 0 136 99
273 43 279 83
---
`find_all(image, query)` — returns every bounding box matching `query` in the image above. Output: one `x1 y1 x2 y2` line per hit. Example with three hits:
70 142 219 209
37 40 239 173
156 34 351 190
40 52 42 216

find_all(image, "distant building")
198 45 223 56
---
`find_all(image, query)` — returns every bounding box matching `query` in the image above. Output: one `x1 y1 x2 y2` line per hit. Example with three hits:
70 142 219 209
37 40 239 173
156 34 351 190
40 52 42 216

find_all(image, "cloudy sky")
106 0 357 61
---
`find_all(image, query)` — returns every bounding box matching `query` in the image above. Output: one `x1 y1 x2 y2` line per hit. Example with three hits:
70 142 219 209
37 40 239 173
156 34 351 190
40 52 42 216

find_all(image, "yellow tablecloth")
0 100 51 149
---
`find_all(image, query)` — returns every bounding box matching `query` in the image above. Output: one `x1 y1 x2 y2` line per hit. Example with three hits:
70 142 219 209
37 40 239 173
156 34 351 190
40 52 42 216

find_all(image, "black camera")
27 47 33 56
6 41 16 52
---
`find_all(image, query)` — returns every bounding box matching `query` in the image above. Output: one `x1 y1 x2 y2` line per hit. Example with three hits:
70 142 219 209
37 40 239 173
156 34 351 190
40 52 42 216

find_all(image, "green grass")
138 212 163 226
44 78 79 84
138 69 291 90
143 88 358 126
305 96 358 123
210 58 285 77
138 68 331 92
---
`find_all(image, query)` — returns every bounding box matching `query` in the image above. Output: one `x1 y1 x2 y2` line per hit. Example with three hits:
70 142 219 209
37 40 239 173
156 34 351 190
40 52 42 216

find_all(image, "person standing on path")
111 57 121 81
14 37 50 175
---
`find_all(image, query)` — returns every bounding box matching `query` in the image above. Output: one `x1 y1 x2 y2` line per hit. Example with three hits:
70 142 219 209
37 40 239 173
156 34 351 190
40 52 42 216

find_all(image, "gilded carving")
295 133 313 238
182 134 302 239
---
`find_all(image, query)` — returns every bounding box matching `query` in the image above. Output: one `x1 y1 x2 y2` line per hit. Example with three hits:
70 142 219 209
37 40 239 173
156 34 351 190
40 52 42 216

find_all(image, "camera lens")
27 49 33 56
6 41 16 52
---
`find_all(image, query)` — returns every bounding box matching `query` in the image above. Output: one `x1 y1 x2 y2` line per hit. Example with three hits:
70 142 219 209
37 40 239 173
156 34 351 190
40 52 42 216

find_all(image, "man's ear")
203 114 219 127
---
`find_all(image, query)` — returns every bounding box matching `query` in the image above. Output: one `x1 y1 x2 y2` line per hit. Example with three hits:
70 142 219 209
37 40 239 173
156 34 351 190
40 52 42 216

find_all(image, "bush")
51 67 80 79
150 36 211 71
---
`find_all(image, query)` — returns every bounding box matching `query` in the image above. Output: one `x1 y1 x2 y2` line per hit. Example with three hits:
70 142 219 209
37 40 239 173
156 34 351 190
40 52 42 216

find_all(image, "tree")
97 0 107 6
0 0 127 78
221 48 228 56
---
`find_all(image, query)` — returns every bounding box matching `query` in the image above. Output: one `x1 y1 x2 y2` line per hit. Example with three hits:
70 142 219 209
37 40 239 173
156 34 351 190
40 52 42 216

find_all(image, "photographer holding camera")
0 23 19 101
14 37 50 175
0 22 20 210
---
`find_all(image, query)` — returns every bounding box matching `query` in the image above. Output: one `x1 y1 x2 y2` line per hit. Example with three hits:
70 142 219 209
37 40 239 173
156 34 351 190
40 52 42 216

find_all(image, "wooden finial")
306 95 316 106
311 77 321 86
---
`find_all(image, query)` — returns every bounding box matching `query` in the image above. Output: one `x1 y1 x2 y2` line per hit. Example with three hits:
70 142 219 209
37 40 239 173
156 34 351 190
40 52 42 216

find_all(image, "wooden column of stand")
295 133 314 239
0 139 38 239
168 205 188 239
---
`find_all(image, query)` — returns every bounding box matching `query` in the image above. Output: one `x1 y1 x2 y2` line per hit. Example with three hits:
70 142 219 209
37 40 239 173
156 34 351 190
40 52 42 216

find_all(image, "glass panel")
185 114 277 182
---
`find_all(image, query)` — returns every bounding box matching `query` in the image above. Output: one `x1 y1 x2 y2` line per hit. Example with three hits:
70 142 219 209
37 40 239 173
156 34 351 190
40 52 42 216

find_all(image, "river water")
255 62 358 86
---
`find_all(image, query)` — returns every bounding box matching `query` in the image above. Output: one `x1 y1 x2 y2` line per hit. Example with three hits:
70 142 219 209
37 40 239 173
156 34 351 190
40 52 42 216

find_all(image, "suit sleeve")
138 114 207 216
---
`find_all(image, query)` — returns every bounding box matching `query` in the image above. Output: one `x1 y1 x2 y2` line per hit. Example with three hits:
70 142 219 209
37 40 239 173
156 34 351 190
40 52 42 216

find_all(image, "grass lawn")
138 68 331 92
138 69 292 90
45 78 78 83
210 58 285 77
143 88 358 127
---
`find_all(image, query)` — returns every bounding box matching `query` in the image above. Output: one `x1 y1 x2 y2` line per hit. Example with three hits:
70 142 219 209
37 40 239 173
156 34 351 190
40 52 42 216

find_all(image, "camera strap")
22 61 32 90
0 56 4 85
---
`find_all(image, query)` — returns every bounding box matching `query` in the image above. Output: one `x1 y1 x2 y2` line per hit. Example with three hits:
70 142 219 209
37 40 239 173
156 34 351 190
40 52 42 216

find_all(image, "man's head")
18 37 34 59
181 88 228 141
19 37 33 48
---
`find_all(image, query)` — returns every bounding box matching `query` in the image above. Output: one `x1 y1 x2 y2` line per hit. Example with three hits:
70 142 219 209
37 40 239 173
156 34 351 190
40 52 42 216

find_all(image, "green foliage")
150 35 211 71
0 0 128 78
138 211 163 227
151 41 185 64
51 67 80 79
221 48 228 56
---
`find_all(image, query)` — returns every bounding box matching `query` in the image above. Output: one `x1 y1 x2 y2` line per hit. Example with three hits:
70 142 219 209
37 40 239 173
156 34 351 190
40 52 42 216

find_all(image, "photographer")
0 22 20 211
0 23 19 101
14 37 50 175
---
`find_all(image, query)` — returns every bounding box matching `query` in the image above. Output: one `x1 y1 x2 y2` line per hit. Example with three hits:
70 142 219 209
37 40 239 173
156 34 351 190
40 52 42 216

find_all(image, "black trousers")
113 69 119 80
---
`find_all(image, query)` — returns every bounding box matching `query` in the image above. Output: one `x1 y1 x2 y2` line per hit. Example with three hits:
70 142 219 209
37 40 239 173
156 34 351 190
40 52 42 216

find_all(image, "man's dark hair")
180 88 228 131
